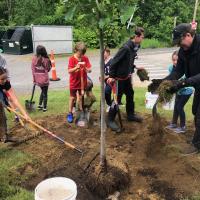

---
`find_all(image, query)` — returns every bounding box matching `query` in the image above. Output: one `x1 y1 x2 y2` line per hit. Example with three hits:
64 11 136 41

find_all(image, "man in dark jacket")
149 23 200 154
107 27 144 131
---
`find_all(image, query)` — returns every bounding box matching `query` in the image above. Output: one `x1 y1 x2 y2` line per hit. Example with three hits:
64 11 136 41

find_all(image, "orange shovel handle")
6 106 83 153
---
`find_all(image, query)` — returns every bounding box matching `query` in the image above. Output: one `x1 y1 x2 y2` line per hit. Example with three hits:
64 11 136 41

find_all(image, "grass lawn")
8 87 194 123
1 87 195 200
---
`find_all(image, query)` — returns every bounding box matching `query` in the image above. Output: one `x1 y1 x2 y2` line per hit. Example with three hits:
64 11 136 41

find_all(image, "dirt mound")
85 157 130 198
8 112 200 199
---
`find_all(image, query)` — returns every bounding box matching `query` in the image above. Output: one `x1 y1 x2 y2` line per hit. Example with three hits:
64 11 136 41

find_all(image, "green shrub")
73 26 122 49
73 28 99 48
141 38 168 49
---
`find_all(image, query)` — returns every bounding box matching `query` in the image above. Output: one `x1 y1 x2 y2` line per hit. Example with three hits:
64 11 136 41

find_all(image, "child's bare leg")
69 96 75 113
8 99 16 109
8 96 23 123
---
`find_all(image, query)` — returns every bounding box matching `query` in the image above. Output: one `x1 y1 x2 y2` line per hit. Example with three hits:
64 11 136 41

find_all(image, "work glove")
148 79 163 93
168 79 188 93
137 68 149 81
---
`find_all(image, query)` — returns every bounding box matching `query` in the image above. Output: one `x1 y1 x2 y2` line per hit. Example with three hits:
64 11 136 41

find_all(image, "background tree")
64 0 137 169
0 0 199 47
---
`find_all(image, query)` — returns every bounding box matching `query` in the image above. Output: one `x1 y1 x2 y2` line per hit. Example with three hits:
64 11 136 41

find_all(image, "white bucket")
145 92 158 109
162 95 175 111
145 92 175 110
35 177 77 200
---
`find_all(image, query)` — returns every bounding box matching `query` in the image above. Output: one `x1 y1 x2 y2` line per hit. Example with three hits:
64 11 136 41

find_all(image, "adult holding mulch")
107 27 145 132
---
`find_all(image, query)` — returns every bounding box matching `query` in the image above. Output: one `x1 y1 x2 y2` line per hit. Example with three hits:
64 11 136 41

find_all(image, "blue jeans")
105 83 112 106
172 94 191 127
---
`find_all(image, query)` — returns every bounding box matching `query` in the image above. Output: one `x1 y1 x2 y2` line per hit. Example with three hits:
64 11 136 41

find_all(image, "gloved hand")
168 79 187 93
148 79 163 93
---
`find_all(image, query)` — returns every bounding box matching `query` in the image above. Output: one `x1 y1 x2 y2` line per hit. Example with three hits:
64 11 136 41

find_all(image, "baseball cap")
172 23 192 45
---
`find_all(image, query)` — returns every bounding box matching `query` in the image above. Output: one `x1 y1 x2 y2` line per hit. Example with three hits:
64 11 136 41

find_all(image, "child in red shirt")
67 42 91 123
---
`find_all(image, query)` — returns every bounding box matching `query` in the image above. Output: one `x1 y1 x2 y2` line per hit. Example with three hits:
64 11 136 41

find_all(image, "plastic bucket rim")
35 177 77 200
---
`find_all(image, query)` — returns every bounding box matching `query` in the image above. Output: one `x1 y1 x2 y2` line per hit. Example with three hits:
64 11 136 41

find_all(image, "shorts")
70 89 82 98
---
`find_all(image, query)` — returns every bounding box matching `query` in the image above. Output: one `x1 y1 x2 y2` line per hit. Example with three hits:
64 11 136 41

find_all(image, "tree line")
0 0 199 48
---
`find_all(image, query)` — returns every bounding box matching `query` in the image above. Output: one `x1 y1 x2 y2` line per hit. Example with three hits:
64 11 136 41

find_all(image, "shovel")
114 81 124 132
25 84 36 112
6 106 83 154
152 97 160 119
76 65 88 127
108 81 124 133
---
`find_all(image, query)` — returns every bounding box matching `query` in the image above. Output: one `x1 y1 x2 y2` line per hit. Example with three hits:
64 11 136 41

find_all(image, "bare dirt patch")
9 112 200 200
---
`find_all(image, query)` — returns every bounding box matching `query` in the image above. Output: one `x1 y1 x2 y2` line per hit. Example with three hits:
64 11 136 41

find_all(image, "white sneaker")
106 106 110 113
174 126 186 134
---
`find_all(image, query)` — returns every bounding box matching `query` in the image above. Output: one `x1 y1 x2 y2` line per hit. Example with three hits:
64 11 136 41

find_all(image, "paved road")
2 47 178 94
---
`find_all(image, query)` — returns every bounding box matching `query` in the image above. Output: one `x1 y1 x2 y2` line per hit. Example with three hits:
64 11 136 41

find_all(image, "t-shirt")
68 55 91 89
104 58 112 76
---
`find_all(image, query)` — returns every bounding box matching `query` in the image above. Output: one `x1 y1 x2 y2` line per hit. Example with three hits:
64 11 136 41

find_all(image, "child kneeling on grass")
67 42 92 123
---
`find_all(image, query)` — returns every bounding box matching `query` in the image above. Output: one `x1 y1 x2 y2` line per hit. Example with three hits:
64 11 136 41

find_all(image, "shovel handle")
30 84 36 102
6 106 83 153
152 98 159 119
80 68 84 96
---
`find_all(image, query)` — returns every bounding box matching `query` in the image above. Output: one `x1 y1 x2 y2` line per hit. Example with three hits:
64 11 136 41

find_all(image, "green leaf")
99 17 111 29
77 14 86 21
120 5 137 25
65 6 77 21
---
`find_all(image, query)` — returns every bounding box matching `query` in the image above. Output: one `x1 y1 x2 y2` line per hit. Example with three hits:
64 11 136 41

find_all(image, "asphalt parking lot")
2 47 177 94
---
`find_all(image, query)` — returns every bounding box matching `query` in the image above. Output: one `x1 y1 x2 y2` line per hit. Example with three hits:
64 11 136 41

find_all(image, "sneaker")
67 113 73 123
174 126 186 134
2 135 18 143
37 105 43 110
165 123 177 130
181 145 199 155
106 106 110 113
43 108 47 112
127 113 143 123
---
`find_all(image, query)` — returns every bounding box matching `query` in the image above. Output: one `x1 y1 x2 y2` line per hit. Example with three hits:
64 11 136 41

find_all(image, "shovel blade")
25 100 36 112
76 111 88 127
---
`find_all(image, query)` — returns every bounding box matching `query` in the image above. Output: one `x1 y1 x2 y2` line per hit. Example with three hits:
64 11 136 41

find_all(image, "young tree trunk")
193 0 199 21
96 0 107 170
99 27 107 170
6 0 12 23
